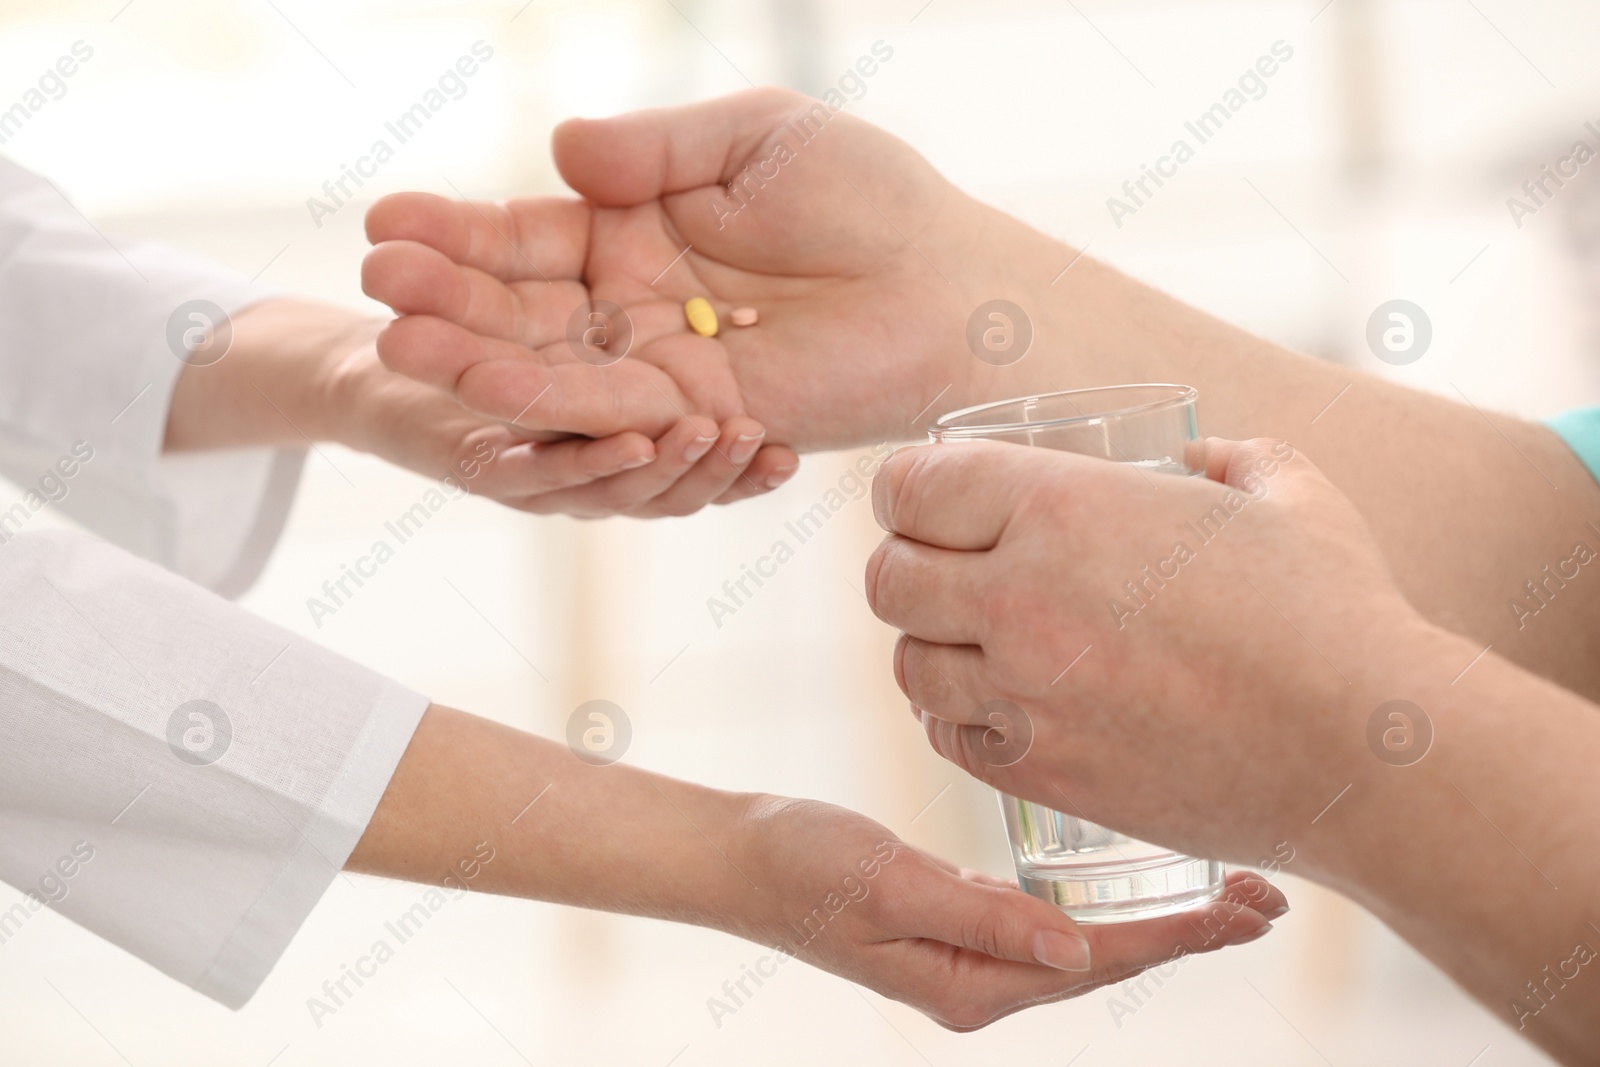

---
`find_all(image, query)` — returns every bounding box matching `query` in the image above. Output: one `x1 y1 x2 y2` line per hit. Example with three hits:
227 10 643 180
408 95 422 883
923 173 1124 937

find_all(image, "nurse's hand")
165 300 791 517
729 797 1285 1031
360 87 1012 458
864 437 1436 871
322 340 790 517
356 707 1287 1035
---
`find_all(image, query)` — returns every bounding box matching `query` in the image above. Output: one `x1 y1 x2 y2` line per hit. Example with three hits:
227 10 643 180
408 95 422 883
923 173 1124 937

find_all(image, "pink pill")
729 306 759 327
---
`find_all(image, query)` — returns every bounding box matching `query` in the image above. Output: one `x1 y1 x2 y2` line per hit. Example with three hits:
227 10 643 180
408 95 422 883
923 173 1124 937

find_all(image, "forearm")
955 202 1600 699
346 705 762 937
163 299 381 452
1314 626 1600 1062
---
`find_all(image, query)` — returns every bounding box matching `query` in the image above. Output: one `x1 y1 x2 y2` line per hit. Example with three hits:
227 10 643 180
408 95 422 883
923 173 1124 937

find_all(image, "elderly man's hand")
864 437 1436 870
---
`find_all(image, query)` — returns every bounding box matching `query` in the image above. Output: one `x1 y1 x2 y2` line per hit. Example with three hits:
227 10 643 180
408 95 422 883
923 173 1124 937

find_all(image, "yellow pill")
684 297 719 337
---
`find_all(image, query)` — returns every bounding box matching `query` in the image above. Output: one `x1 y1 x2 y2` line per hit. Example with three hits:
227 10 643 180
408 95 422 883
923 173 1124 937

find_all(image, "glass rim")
929 384 1198 439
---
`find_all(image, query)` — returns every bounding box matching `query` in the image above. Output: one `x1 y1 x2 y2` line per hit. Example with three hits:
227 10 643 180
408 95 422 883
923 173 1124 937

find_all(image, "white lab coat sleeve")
0 156 299 598
0 529 429 1008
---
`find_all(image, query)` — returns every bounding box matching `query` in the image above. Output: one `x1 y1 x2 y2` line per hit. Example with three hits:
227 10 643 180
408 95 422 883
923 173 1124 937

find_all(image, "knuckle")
1254 437 1295 465
958 911 1008 959
892 634 912 699
906 645 970 714
372 320 415 372
896 638 924 702
888 447 935 535
1224 436 1299 494
865 540 898 620
1238 436 1277 455
931 718 984 778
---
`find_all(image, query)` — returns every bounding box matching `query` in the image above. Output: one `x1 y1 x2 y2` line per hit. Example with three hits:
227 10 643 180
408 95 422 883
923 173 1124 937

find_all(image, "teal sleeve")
1548 408 1600 485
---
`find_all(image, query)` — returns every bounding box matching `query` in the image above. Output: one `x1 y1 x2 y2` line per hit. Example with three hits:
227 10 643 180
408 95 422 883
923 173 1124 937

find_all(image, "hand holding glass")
928 384 1225 923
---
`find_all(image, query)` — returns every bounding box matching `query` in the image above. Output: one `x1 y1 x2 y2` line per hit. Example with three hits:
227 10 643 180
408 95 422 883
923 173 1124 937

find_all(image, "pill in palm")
684 297 719 337
729 306 759 327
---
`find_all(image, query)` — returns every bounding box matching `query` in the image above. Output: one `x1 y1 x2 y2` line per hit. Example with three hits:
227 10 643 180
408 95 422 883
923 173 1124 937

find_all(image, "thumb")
1197 436 1303 494
908 867 1093 972
552 87 817 206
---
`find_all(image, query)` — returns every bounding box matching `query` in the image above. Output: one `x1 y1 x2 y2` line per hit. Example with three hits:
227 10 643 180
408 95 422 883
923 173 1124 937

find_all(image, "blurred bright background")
2 0 1597 1063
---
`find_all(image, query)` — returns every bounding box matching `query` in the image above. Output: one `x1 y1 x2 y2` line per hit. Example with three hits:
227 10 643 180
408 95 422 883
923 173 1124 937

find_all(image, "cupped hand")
864 437 1432 868
731 795 1286 1031
324 340 784 517
360 88 1002 461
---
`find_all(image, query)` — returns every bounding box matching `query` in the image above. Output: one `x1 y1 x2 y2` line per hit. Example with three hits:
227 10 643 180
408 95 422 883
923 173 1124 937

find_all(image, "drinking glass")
928 384 1224 922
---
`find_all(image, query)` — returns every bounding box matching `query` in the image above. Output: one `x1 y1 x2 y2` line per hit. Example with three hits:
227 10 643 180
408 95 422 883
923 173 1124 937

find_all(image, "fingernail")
618 455 652 471
1227 922 1274 946
1262 903 1290 921
728 433 764 466
684 437 716 463
764 463 798 490
1032 929 1092 972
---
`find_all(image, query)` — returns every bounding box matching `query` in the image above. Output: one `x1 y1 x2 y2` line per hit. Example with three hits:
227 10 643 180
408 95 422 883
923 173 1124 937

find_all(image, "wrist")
164 299 382 451
717 793 893 952
313 332 393 453
1295 617 1485 894
709 791 793 944
601 780 776 939
279 307 386 447
966 220 1251 410
937 196 1100 413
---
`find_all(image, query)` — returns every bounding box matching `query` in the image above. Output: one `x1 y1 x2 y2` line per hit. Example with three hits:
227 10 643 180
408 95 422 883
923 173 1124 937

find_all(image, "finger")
477 433 655 500
1222 869 1290 920
365 191 591 284
628 416 766 518
519 416 720 518
876 860 1281 1031
897 864 1275 973
959 868 1021 891
989 879 1277 988
889 880 1278 1031
920 703 1045 788
871 441 1044 549
552 87 819 207
712 445 800 504
1198 436 1302 492
893 636 994 723
1074 884 1275 970
893 864 1094 970
375 315 684 439
362 240 583 348
367 244 702 362
865 535 987 644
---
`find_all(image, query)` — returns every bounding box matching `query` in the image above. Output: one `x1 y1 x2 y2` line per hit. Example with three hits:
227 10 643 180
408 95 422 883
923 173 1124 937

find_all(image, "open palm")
361 88 988 468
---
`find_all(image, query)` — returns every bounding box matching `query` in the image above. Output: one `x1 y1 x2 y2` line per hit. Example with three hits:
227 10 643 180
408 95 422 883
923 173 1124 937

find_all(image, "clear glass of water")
928 384 1225 923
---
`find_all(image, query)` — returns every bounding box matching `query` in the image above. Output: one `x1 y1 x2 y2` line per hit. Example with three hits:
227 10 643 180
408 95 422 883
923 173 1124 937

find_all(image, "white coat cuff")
0 530 429 1009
